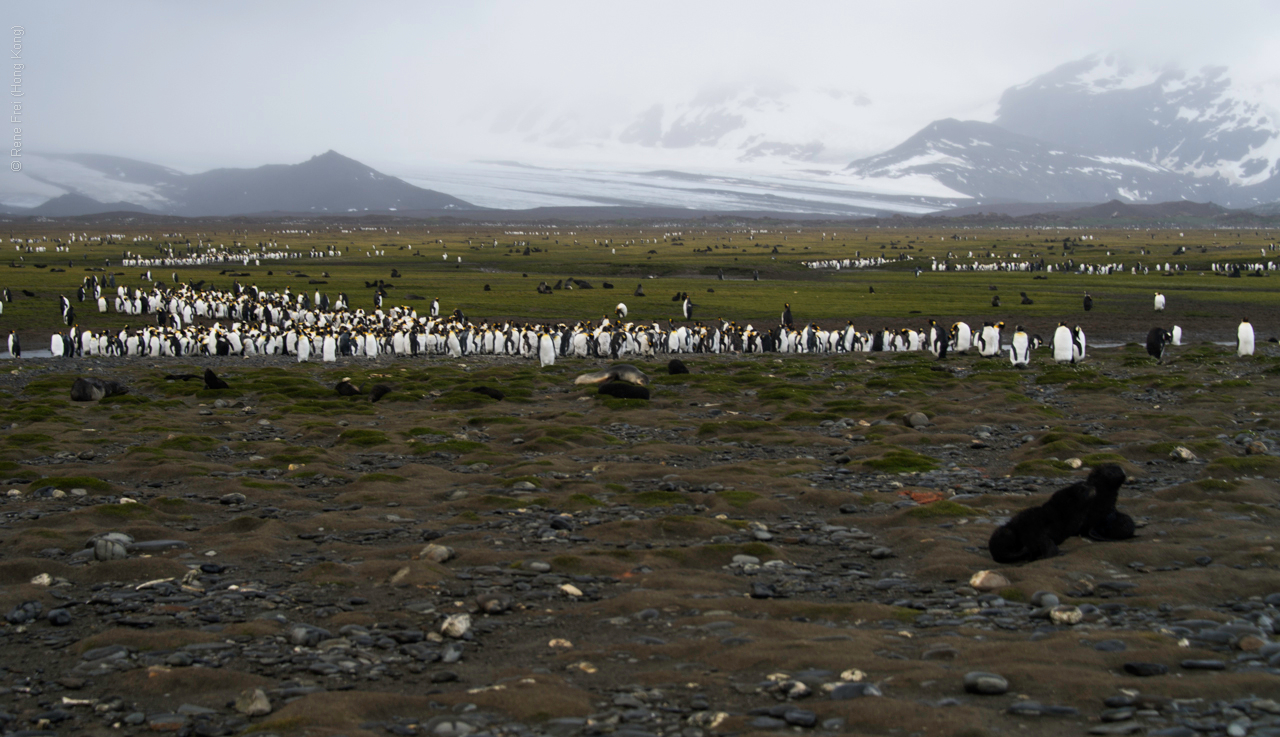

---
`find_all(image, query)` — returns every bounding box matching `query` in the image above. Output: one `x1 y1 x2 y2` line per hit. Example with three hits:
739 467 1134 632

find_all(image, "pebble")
1123 662 1169 677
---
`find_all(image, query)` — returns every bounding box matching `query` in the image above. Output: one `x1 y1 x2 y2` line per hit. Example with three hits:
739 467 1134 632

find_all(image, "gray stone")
963 671 1008 695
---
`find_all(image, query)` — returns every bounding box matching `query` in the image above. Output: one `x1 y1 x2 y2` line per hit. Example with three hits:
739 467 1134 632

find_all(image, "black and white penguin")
430 298 440 318
1153 292 1166 312
615 302 628 319
1146 327 1173 363
1171 325 1182 346
1083 292 1093 312
1237 318 1255 357
6 330 18 358
1052 323 1073 363
977 322 1003 357
781 303 793 327
538 332 556 367
1072 326 1087 363
951 322 972 353
1008 326 1030 367
927 319 948 360
682 296 693 321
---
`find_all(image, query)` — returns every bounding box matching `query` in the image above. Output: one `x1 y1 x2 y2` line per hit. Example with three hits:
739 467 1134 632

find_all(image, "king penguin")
1072 325 1087 363
682 296 693 321
1171 325 1182 346
782 303 793 327
6 330 18 358
1008 326 1030 367
1237 318 1255 357
927 319 948 360
1053 323 1074 363
1154 292 1166 312
538 332 556 367
951 321 972 353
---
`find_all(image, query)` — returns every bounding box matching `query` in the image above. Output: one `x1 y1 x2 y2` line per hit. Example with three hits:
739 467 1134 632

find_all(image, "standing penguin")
538 332 556 367
682 296 693 321
615 303 628 319
1072 325 1087 363
6 330 18 358
781 303 793 327
1052 323 1074 363
1153 292 1166 312
1083 292 1093 312
430 297 440 318
1237 318 1255 357
951 321 973 353
978 322 1003 357
1008 326 1031 367
1146 327 1173 362
927 319 948 360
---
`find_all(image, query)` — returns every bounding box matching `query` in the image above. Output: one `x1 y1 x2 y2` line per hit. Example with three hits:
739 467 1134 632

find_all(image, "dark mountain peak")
31 192 150 217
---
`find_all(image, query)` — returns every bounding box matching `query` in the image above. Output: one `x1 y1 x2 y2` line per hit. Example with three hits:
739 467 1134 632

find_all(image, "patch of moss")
91 503 154 519
158 435 217 452
1204 455 1280 478
716 489 761 508
32 476 112 492
904 500 976 518
337 429 389 447
1013 459 1075 477
413 439 485 454
630 490 686 507
862 448 939 473
241 480 291 490
5 432 53 446
359 473 405 484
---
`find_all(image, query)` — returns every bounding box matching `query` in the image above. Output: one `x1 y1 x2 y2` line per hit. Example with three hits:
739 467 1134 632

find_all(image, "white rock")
1170 446 1197 462
420 543 455 563
1064 458 1084 469
560 583 583 597
441 613 472 638
29 573 52 586
1050 605 1083 625
969 570 1011 591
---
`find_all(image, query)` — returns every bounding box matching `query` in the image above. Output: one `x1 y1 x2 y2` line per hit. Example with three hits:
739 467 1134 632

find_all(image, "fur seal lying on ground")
574 364 650 387
70 377 128 402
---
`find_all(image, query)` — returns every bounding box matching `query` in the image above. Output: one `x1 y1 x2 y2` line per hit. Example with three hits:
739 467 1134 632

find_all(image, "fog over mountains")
5 54 1279 217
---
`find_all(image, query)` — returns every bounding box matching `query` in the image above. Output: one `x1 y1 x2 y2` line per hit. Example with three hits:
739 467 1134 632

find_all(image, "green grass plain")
2 221 1278 337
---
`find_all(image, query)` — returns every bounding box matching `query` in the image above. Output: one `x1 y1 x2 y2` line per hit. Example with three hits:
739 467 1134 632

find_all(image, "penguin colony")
3 273 1264 367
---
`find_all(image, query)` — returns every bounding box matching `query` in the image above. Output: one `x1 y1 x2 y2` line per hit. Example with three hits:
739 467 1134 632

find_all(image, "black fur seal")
574 364 649 387
470 386 505 401
203 368 229 391
667 359 689 375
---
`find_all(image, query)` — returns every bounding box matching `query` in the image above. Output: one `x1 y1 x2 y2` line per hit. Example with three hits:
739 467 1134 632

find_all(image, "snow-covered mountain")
995 55 1279 187
847 54 1280 208
846 118 1217 205
0 151 477 216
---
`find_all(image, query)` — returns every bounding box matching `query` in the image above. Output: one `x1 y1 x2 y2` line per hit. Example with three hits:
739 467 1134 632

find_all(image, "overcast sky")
16 0 1280 174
